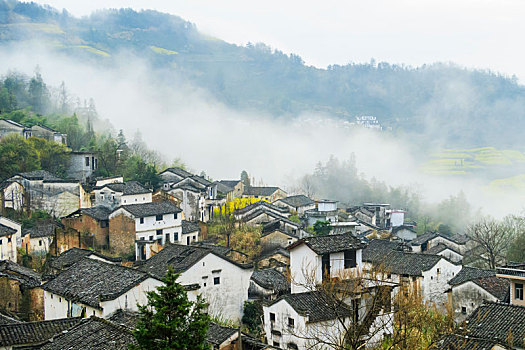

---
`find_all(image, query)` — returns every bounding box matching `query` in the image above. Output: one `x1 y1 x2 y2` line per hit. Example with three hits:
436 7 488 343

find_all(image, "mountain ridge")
1 0 524 148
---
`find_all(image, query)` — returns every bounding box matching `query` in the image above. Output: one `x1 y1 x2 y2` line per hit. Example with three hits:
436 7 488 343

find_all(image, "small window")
59 297 62 302
156 214 163 221
7 237 11 243
39 240 42 246
288 343 299 350
214 277 220 285
50 294 53 299
344 249 357 268
165 233 170 243
85 156 90 166
203 282 206 287
92 310 95 315
288 317 294 328
174 213 178 219
273 342 280 348
270 312 275 322
437 268 440 274
0 239 2 245
149 235 153 241
516 283 524 300
157 229 163 236
461 306 467 314
174 233 178 241
140 217 144 224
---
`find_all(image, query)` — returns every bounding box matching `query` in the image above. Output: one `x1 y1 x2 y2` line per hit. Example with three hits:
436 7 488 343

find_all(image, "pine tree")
132 267 211 350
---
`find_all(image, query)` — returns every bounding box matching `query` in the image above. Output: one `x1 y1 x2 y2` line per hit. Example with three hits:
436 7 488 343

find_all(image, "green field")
421 147 525 175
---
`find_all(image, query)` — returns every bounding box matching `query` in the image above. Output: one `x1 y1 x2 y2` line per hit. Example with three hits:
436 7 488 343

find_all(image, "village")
0 118 524 350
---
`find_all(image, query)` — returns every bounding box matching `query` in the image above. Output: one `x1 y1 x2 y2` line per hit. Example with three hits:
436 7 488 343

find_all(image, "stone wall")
62 215 109 249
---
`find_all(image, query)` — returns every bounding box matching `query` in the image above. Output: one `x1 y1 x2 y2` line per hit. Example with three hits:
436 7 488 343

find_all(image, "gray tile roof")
235 200 289 215
182 220 200 235
81 206 113 221
107 309 139 329
120 201 181 218
104 181 151 195
243 186 282 197
48 247 121 271
448 266 495 286
206 322 238 346
214 181 235 194
459 302 525 348
273 291 352 323
0 223 17 237
276 195 314 208
217 180 240 190
424 243 461 256
410 232 468 246
409 232 437 245
242 209 295 226
191 241 232 256
137 244 211 279
0 312 21 325
251 268 289 293
42 258 152 309
436 334 498 349
137 244 251 280
0 317 81 347
0 260 41 288
361 239 412 263
39 317 137 350
22 223 57 238
362 241 444 276
290 234 367 255
472 276 509 301
161 167 193 178
17 170 59 181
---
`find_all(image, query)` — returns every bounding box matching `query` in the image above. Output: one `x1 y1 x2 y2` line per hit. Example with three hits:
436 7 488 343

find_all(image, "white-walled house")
423 243 463 263
108 201 183 260
138 244 253 322
448 267 509 322
363 239 462 309
263 291 353 349
93 181 152 209
42 258 163 320
0 217 21 262
288 234 367 294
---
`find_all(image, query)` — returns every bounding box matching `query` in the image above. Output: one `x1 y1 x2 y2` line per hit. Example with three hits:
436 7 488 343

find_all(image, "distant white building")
0 217 22 262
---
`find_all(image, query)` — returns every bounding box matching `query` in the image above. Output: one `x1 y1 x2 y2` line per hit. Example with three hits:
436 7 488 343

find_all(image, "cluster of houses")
0 155 524 348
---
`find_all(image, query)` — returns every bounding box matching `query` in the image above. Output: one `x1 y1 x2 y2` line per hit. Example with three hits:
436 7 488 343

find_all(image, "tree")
505 214 525 263
313 220 331 236
132 267 210 350
242 300 263 335
28 137 70 177
240 170 250 187
466 218 512 269
0 134 40 180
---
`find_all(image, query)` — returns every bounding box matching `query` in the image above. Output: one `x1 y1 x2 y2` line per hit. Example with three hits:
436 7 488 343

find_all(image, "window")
149 235 153 241
270 312 275 322
50 294 53 299
461 306 467 315
203 282 206 287
7 237 11 243
288 343 299 350
0 239 2 245
288 317 294 328
140 217 144 224
100 220 108 228
165 233 170 243
174 233 178 241
174 213 178 219
437 268 441 274
516 283 524 300
273 342 280 348
156 214 163 221
214 277 220 285
39 240 42 246
344 249 357 268
85 156 90 166
157 229 163 236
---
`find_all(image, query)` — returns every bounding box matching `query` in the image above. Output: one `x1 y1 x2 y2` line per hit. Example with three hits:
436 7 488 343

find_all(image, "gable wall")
450 281 499 323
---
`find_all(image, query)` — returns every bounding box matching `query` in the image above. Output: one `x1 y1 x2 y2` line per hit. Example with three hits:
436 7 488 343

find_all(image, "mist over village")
0 1 524 349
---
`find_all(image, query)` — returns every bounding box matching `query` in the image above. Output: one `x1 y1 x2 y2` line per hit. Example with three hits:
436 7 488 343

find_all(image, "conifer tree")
132 267 210 350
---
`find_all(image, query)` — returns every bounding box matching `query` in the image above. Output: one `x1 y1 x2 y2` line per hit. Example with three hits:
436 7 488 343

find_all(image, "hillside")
1 0 525 148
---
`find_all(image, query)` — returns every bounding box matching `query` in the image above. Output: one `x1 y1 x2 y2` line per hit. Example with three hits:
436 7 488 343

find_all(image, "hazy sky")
31 0 525 80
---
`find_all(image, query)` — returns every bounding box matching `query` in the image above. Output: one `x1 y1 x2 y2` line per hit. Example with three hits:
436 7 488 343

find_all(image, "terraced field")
421 147 525 175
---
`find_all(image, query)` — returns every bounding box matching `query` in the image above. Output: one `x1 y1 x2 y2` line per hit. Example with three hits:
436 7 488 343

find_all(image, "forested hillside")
1 0 524 148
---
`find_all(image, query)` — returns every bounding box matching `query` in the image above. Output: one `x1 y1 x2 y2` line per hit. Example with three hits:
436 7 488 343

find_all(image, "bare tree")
299 174 316 198
466 218 513 269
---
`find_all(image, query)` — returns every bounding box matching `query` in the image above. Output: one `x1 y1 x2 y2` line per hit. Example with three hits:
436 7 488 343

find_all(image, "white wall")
29 236 53 256
263 299 350 349
121 193 152 205
290 244 320 294
318 202 337 212
44 278 163 320
134 212 182 245
420 258 461 310
451 282 498 323
179 253 253 322
389 212 405 227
